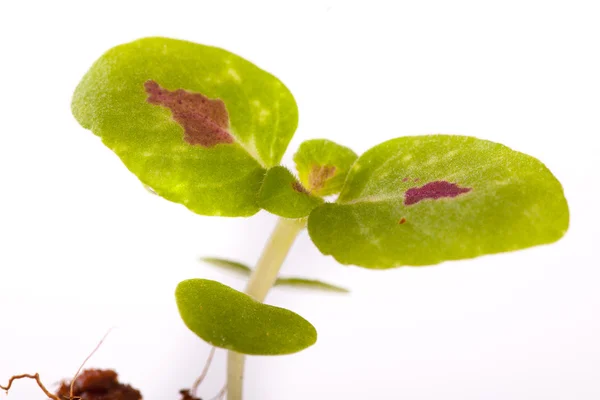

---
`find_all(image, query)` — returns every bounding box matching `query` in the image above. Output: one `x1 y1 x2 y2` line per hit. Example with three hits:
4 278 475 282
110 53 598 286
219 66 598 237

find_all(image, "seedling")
70 37 569 399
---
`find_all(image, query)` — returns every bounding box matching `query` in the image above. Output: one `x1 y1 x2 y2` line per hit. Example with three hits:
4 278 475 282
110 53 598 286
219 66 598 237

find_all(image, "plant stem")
246 218 306 302
226 217 306 400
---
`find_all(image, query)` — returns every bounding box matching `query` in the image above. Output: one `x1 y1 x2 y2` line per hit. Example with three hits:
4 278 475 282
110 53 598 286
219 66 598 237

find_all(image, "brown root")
1 329 114 400
0 373 61 400
179 389 201 400
56 369 141 400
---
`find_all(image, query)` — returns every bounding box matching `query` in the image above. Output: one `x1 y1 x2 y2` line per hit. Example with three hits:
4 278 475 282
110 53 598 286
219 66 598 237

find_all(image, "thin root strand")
0 373 61 400
191 347 216 396
69 328 113 399
209 384 227 400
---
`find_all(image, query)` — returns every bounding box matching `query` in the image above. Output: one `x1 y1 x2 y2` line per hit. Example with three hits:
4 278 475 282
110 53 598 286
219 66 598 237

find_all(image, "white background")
1 1 599 399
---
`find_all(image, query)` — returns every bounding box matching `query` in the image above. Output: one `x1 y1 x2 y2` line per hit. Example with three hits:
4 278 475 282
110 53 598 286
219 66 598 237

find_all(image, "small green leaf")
200 257 252 277
294 139 358 196
274 278 349 293
200 257 349 293
308 135 569 269
72 37 298 216
176 279 317 355
258 167 324 218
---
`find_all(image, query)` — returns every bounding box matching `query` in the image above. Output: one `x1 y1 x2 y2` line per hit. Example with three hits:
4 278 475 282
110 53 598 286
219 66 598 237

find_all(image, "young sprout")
71 37 570 400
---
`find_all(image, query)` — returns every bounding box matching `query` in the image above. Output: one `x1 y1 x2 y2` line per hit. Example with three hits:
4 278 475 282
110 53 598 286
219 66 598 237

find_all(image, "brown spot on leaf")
404 181 472 206
144 80 234 147
292 181 309 194
309 165 337 192
402 177 409 182
399 218 406 224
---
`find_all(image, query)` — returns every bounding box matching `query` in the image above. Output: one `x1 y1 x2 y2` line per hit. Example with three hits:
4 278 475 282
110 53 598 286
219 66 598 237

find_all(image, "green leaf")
258 167 324 218
294 139 358 196
274 278 349 293
72 37 298 216
200 257 252 277
308 135 569 269
200 257 349 293
176 279 317 355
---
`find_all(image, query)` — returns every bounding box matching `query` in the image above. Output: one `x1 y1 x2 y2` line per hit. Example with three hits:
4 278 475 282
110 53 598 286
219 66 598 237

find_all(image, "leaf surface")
258 167 323 218
294 139 358 196
308 135 569 268
176 279 317 355
73 37 298 216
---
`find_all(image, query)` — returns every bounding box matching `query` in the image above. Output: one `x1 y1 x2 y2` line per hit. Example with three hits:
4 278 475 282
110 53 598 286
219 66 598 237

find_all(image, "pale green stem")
226 217 306 400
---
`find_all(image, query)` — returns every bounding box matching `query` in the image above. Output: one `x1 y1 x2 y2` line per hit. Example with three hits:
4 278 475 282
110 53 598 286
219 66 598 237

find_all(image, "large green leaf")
72 37 298 216
294 139 358 196
308 135 569 269
200 257 349 293
176 279 317 355
258 167 323 218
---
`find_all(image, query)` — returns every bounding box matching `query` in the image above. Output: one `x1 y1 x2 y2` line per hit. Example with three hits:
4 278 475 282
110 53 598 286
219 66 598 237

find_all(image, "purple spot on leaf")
404 181 472 206
144 80 234 147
